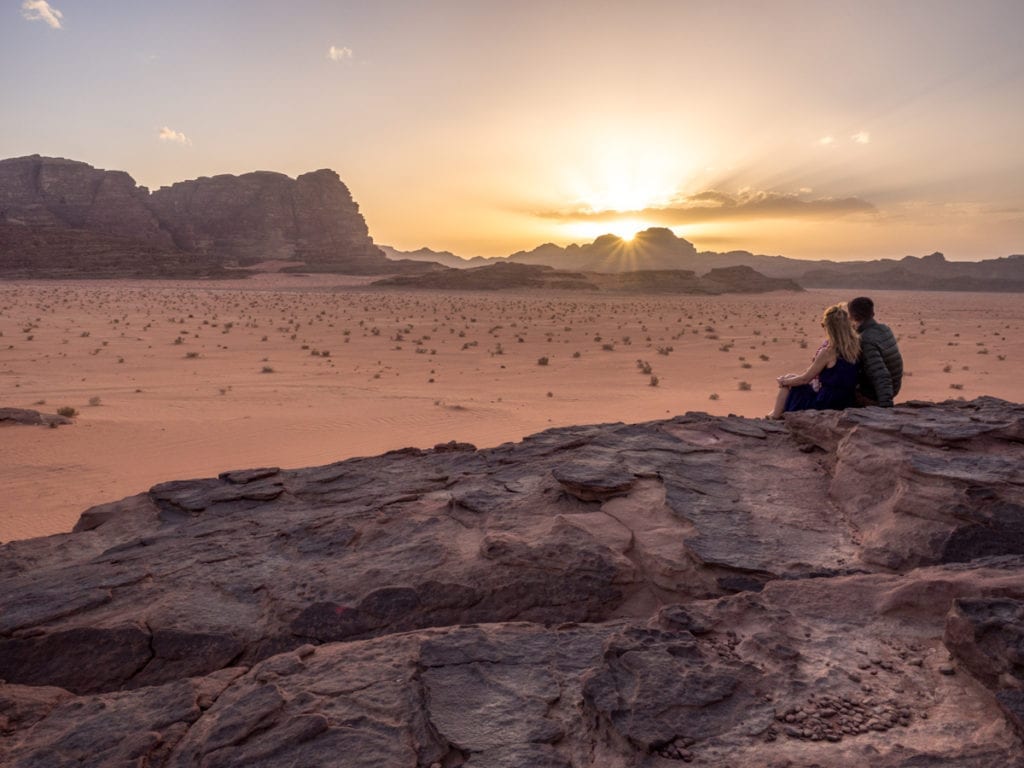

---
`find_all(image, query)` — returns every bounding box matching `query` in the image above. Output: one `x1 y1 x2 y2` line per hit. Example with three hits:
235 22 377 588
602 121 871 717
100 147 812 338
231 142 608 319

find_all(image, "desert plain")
1 275 1021 543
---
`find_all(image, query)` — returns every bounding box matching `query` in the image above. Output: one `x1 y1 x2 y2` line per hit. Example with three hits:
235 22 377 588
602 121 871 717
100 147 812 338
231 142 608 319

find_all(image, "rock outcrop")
1 398 1023 766
0 408 71 427
0 155 404 277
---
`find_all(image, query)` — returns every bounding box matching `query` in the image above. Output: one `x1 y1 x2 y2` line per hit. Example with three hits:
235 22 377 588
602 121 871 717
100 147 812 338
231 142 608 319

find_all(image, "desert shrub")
738 381 752 391
57 406 78 418
709 393 719 401
261 365 275 374
950 383 963 390
572 351 581 358
649 375 659 387
88 396 101 407
537 356 549 366
185 351 200 359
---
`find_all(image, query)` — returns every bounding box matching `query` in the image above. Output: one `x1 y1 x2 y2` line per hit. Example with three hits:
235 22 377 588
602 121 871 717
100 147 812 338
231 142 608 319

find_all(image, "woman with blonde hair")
768 303 861 418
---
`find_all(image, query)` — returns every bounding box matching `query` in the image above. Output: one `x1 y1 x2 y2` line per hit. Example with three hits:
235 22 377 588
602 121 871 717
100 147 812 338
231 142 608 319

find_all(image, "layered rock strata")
1 397 1023 766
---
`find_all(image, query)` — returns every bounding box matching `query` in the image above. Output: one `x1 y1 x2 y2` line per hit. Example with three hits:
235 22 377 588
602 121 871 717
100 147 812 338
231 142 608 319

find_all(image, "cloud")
537 189 876 225
21 0 63 28
327 45 354 61
851 131 871 144
817 136 835 147
158 126 192 146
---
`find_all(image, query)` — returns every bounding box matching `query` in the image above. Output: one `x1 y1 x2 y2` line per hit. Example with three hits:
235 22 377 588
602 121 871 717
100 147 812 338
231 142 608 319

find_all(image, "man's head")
848 296 874 324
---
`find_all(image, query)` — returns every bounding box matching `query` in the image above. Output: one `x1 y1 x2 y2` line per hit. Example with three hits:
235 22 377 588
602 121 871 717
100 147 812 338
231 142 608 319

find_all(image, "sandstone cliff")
1 398 1023 766
148 168 386 271
0 155 398 277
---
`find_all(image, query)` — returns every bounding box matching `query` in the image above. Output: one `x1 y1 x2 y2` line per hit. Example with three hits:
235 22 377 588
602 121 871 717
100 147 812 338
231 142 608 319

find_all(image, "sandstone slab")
1 398 1023 766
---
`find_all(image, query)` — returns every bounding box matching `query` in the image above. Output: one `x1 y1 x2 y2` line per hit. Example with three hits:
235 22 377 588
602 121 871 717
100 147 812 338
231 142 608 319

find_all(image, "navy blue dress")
784 357 859 412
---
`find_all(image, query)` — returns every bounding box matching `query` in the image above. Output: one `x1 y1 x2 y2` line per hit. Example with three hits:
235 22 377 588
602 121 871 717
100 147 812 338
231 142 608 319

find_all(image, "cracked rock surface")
1 397 1023 766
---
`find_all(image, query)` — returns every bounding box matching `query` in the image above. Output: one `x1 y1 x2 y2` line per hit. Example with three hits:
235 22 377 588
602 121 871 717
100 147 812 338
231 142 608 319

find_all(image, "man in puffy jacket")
848 296 903 407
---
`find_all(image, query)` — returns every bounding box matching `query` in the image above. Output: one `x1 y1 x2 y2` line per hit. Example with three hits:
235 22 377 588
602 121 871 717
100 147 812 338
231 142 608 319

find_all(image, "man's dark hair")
848 297 874 322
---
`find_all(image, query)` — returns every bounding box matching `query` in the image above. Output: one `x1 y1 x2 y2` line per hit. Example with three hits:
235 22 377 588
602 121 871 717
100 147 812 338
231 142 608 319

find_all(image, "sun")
564 217 649 243
608 218 649 241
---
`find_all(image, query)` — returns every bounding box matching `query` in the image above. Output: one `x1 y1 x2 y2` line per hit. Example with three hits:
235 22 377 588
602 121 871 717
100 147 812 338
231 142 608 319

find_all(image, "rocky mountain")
2 397 1023 766
510 227 700 272
798 251 1024 291
374 261 802 294
384 227 1024 290
380 245 495 270
0 155 410 277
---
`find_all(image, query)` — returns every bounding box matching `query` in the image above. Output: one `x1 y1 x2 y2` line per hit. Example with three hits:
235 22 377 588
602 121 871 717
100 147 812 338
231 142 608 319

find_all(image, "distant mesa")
386 229 1024 292
373 260 802 294
0 155 429 278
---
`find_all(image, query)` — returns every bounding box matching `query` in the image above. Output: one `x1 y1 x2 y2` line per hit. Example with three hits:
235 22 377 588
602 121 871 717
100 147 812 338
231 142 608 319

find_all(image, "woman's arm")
778 347 835 387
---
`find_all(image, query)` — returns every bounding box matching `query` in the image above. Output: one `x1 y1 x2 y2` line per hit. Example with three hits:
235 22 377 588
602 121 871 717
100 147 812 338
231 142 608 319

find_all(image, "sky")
2 0 1023 261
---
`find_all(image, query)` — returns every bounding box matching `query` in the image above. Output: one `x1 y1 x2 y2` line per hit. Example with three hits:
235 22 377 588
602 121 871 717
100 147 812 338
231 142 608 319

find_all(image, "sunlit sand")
1 279 1021 542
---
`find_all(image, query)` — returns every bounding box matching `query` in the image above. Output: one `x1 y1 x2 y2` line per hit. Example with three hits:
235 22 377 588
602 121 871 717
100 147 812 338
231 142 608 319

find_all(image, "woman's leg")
768 386 790 419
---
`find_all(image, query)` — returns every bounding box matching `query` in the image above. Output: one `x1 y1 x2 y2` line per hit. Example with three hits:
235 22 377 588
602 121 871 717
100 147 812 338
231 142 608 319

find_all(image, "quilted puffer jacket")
857 319 903 406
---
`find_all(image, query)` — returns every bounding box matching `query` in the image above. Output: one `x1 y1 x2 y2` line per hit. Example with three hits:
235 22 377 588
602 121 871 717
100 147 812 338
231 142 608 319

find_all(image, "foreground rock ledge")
1 397 1023 767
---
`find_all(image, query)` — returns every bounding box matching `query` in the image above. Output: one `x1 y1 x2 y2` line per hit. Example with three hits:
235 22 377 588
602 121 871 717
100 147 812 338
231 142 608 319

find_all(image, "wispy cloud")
158 126 192 146
851 131 871 144
817 136 835 147
327 45 354 62
21 0 63 29
537 189 876 225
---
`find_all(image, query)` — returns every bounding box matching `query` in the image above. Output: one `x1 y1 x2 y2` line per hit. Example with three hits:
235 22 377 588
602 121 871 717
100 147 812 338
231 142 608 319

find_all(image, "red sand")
2 280 1021 542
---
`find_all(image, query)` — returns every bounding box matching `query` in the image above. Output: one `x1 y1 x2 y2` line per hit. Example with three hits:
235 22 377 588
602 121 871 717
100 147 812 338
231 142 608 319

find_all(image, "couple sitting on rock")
768 296 904 419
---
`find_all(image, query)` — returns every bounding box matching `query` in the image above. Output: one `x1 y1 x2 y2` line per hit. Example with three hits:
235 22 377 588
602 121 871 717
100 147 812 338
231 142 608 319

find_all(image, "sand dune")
1 279 1021 542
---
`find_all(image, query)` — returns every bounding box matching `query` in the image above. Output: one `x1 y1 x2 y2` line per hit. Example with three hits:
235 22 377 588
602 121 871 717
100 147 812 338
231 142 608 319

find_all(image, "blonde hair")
822 304 861 364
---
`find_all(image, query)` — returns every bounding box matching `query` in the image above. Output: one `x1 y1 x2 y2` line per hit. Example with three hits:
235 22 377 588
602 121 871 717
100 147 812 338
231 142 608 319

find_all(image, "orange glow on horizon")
562 217 654 244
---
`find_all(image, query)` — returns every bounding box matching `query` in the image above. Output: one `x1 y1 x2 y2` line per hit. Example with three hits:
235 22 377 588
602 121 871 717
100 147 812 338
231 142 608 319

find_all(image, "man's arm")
862 340 894 406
